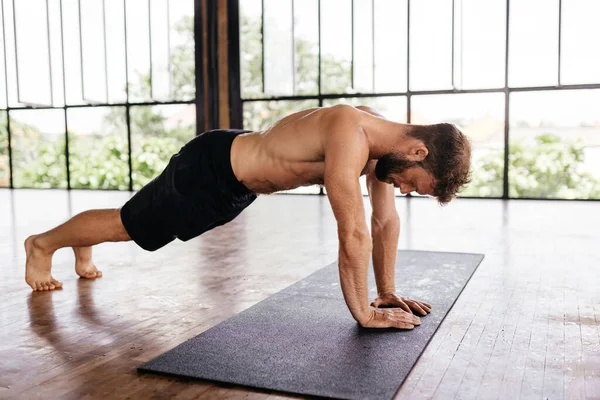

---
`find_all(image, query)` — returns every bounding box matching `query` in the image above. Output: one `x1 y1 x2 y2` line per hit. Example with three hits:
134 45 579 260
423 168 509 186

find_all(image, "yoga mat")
139 250 484 399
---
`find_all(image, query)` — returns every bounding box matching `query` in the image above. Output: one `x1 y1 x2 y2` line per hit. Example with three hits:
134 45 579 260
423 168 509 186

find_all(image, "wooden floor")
0 190 599 400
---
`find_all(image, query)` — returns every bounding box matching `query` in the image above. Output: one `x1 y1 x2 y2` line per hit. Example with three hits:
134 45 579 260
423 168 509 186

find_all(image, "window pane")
130 104 196 190
167 0 194 101
456 0 506 89
293 0 319 95
353 0 374 93
150 0 171 100
105 0 128 103
264 0 294 96
80 0 108 103
412 93 505 198
0 112 7 187
243 99 320 194
509 0 559 87
67 107 129 190
509 90 600 199
48 0 65 107
62 0 85 105
11 110 67 188
561 0 600 85
126 0 152 102
240 0 264 99
374 0 407 92
0 14 6 109
13 0 53 105
410 0 453 91
320 0 352 94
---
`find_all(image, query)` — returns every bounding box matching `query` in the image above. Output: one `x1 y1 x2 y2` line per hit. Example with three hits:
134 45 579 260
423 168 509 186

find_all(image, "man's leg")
25 208 130 291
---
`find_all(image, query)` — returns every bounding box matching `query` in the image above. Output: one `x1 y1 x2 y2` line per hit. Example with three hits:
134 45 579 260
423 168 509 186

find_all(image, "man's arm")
323 106 420 329
366 167 400 296
359 105 431 316
357 105 400 296
323 108 372 325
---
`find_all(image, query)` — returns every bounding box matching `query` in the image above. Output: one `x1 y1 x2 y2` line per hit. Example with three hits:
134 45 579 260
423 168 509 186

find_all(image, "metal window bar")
291 0 296 95
46 0 54 106
124 0 133 191
59 0 71 189
167 0 172 98
102 0 109 102
503 0 510 199
350 0 354 90
260 0 265 93
406 0 411 124
1 0 13 188
147 0 153 100
558 0 562 86
371 0 375 92
451 0 455 89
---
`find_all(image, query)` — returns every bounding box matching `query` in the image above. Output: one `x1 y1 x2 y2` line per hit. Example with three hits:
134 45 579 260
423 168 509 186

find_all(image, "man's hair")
408 123 472 204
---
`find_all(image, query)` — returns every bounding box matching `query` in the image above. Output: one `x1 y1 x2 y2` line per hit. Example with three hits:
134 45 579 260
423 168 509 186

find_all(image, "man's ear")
410 144 428 161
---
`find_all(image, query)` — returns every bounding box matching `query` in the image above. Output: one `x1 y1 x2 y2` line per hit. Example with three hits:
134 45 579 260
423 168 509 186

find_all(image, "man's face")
375 153 436 195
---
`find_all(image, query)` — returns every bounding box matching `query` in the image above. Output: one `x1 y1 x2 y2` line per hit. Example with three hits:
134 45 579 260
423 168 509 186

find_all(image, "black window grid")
0 0 201 191
236 0 600 201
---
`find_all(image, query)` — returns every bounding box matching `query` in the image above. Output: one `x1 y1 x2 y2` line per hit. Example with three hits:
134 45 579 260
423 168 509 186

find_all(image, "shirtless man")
24 104 471 330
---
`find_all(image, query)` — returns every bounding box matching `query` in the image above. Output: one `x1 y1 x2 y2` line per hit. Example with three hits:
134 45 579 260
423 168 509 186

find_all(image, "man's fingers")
391 309 420 325
418 302 431 313
397 301 411 313
390 319 414 330
410 302 427 316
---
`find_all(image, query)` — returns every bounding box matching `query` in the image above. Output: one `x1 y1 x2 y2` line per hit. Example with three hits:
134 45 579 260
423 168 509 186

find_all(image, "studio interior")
1 1 598 399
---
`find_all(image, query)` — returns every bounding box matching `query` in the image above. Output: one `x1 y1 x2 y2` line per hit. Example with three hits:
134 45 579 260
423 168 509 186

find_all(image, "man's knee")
113 208 131 242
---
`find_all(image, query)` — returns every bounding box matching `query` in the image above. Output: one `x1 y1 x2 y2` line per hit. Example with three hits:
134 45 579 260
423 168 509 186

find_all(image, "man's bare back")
230 105 389 194
23 104 471 330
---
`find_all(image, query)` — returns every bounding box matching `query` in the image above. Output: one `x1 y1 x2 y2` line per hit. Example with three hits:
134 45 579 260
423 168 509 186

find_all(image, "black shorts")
120 129 257 251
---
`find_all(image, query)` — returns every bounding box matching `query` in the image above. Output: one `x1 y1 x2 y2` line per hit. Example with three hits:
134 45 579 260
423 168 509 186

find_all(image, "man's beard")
375 153 417 182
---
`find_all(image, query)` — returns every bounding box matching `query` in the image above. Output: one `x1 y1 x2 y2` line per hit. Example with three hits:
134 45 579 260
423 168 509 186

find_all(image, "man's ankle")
30 235 54 255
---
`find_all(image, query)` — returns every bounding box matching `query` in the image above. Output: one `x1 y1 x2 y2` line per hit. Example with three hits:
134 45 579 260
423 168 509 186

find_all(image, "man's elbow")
371 214 400 236
339 228 372 253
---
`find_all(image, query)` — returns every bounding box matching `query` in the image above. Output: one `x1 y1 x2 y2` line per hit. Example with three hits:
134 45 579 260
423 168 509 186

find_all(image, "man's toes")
96 271 103 278
51 279 63 288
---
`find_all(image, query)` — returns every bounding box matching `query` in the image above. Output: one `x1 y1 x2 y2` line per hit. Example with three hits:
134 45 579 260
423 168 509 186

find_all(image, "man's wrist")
355 307 374 325
377 288 396 296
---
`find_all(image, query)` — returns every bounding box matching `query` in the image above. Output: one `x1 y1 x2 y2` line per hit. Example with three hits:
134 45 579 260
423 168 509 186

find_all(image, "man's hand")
371 293 432 316
359 306 421 329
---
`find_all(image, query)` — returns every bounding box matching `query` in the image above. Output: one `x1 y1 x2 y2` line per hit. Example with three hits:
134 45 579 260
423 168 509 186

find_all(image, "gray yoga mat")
139 250 484 400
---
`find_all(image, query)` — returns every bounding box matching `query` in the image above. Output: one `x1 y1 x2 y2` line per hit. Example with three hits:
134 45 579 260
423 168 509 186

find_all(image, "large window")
239 0 600 199
0 0 195 190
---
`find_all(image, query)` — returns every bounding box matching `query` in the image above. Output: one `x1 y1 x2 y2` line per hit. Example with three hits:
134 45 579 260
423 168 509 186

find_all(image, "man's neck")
361 118 416 159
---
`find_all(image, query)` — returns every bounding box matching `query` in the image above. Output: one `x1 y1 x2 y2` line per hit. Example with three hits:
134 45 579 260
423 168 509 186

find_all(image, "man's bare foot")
25 235 63 291
75 258 103 279
73 246 102 279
